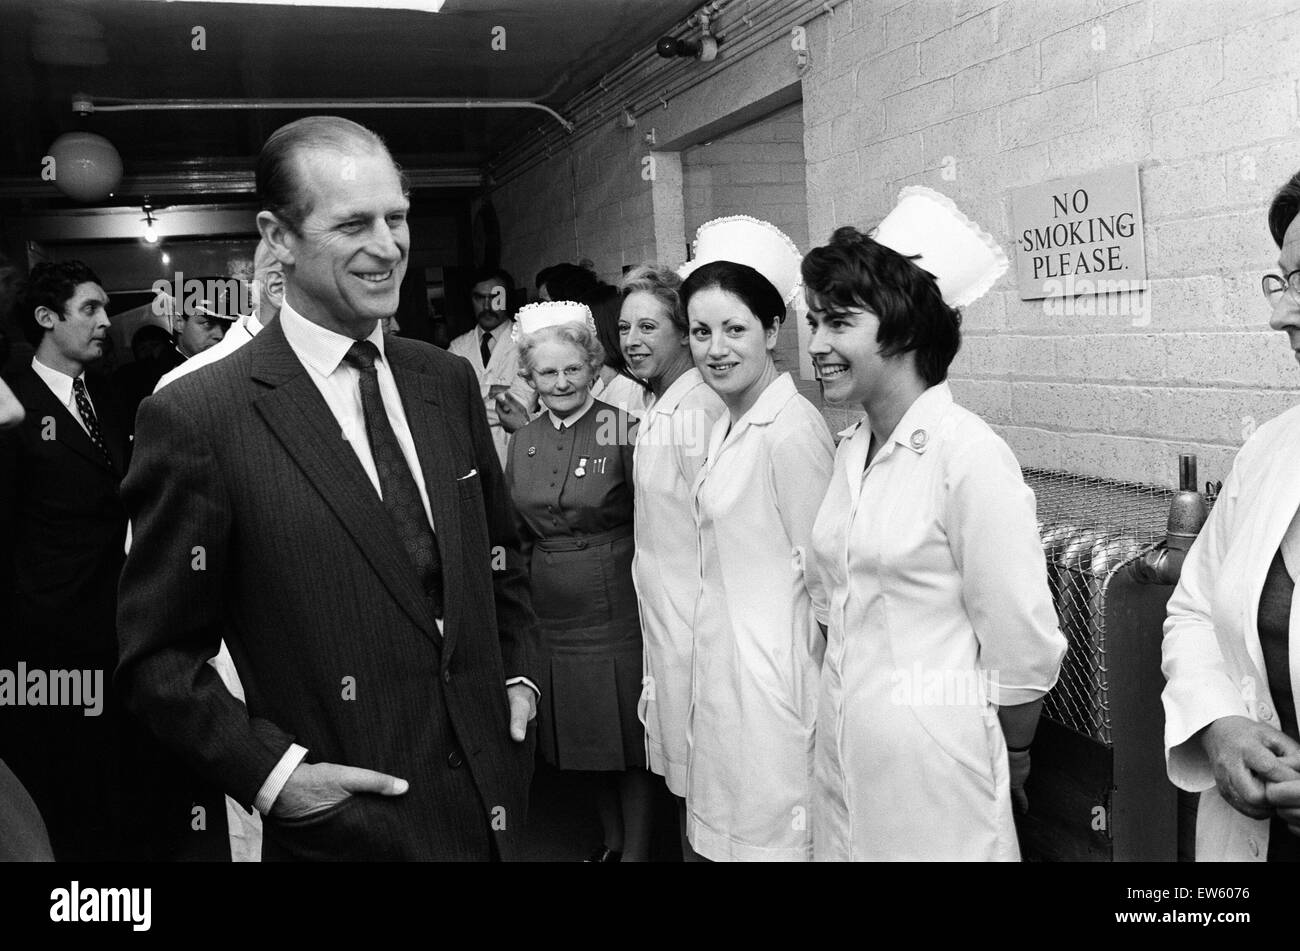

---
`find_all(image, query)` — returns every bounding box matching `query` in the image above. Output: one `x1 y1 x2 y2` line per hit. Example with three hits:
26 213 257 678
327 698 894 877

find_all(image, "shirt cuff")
254 743 309 816
506 676 540 698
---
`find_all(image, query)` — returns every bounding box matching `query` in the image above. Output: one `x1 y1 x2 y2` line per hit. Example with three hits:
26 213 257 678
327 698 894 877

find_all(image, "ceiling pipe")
491 0 826 185
73 94 576 134
491 0 814 180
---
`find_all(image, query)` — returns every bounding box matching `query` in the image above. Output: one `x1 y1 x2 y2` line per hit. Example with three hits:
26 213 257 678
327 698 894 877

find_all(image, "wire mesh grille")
1023 468 1177 746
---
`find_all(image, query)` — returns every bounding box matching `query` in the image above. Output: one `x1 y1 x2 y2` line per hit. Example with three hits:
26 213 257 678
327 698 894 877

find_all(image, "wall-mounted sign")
1011 163 1146 301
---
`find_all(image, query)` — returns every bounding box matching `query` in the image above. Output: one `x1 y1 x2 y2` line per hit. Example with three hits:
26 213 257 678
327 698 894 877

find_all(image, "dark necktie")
342 340 444 618
479 330 492 368
72 377 114 469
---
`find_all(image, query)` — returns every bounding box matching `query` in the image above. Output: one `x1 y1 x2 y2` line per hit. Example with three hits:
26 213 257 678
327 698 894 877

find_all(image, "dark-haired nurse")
678 217 834 861
802 190 1066 861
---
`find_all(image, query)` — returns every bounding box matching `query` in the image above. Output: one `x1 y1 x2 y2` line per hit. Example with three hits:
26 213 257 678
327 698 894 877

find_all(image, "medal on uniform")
574 456 588 478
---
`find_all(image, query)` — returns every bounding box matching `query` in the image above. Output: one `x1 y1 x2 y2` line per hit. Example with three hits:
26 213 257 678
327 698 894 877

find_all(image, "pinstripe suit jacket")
116 316 541 861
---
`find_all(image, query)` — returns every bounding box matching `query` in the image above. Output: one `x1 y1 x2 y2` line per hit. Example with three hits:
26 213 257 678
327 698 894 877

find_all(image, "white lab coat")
632 369 725 796
1163 403 1300 862
807 382 1065 861
592 371 653 419
448 322 535 469
685 373 833 861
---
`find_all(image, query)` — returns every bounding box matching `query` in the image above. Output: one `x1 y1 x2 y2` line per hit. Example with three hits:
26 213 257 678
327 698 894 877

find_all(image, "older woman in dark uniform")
506 300 652 862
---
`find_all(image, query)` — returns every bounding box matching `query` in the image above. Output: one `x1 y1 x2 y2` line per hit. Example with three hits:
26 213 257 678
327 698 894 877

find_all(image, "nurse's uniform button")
909 429 928 450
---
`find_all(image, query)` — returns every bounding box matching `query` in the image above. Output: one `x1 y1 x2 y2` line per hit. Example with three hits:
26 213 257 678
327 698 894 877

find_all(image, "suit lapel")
387 340 462 656
20 369 114 474
248 322 438 641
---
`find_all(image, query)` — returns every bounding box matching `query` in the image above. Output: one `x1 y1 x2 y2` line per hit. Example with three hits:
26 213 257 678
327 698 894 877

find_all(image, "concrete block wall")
682 102 811 384
802 0 1300 486
682 102 810 251
493 125 656 292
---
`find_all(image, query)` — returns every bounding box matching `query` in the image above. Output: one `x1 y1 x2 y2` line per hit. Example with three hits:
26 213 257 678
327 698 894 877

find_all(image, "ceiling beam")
0 165 485 200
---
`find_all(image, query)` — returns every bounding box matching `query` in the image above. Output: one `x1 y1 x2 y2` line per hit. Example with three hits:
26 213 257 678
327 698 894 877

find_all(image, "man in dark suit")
0 261 191 860
117 116 542 861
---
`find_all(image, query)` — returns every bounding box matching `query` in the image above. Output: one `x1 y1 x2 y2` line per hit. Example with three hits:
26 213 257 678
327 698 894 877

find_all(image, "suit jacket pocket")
456 471 484 501
263 794 387 862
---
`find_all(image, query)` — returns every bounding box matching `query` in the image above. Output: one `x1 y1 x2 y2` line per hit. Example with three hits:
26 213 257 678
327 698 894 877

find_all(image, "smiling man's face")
280 147 410 338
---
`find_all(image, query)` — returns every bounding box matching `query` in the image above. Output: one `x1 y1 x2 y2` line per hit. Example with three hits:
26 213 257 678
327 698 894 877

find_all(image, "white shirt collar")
31 356 83 406
481 319 513 343
548 393 595 429
279 295 385 375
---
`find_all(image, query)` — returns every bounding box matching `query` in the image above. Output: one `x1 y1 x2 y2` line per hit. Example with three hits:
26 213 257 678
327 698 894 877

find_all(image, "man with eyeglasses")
1161 169 1300 862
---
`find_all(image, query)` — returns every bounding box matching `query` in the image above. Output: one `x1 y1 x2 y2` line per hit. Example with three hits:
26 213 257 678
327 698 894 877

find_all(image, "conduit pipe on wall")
74 95 576 133
489 0 842 188
492 0 795 178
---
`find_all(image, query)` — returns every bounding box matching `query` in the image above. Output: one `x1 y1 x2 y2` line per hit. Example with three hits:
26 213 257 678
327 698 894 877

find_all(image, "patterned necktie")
72 377 114 469
342 340 444 618
479 329 492 368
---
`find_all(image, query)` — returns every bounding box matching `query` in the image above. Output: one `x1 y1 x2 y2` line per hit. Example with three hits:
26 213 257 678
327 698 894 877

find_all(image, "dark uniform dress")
506 399 646 771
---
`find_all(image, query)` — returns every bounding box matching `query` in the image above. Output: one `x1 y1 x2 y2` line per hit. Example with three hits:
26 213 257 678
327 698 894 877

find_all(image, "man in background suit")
0 261 188 860
117 116 542 861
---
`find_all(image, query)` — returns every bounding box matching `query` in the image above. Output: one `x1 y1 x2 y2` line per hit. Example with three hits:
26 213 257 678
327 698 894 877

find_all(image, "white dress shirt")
31 357 94 437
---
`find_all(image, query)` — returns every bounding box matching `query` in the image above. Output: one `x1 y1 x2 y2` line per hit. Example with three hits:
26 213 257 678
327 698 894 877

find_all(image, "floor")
517 759 685 862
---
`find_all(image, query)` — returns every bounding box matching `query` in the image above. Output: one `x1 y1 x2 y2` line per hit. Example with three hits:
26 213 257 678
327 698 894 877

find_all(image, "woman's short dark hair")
679 261 786 331
1269 170 1300 248
17 260 102 346
257 116 404 236
538 262 600 302
801 226 961 386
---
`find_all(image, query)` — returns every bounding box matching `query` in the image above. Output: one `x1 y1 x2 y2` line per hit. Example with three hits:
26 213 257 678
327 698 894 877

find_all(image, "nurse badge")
527 446 536 457
910 429 928 450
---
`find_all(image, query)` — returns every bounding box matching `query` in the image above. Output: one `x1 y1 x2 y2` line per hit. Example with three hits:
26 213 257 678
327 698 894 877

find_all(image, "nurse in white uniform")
620 264 725 859
802 188 1066 861
679 217 834 862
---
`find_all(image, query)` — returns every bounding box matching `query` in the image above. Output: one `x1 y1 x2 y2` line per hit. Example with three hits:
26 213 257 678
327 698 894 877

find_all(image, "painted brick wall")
802 0 1300 486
